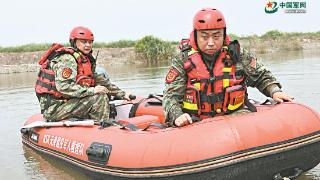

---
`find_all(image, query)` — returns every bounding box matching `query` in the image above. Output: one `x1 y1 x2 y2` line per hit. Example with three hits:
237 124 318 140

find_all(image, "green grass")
134 35 176 62
0 43 54 53
94 40 137 48
0 41 136 53
0 31 319 53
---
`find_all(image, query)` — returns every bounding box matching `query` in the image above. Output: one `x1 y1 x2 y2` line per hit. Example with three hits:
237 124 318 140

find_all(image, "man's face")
196 29 224 55
75 39 93 54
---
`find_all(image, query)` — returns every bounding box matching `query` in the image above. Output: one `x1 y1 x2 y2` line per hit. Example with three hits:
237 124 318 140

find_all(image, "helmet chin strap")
70 42 95 63
194 29 225 64
223 28 227 45
194 30 200 51
70 39 90 55
70 39 77 49
195 28 227 56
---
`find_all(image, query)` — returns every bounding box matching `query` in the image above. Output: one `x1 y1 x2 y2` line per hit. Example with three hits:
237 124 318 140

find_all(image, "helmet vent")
212 9 216 10
79 32 85 35
198 20 205 23
217 18 222 22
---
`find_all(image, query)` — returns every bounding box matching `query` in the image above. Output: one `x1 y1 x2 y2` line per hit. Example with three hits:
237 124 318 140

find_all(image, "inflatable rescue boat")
21 95 320 180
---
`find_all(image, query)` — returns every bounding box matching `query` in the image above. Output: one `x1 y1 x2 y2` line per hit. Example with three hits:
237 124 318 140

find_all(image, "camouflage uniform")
163 48 282 126
39 52 125 122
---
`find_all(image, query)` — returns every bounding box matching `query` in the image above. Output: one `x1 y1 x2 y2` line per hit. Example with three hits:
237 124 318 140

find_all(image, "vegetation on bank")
230 30 320 54
0 43 54 53
134 36 176 63
1 30 319 59
93 40 136 48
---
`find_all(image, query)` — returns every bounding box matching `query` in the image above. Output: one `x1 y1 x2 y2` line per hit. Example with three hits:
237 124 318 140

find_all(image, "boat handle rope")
99 120 167 131
148 94 163 102
273 168 303 180
142 122 167 131
261 98 278 105
248 98 280 106
99 121 139 131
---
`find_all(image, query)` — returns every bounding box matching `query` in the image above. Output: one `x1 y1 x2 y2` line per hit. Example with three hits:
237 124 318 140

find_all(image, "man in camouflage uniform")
163 8 293 127
36 26 131 123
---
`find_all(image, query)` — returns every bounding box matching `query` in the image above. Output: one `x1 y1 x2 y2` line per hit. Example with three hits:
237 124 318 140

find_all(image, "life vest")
181 40 248 119
35 43 95 100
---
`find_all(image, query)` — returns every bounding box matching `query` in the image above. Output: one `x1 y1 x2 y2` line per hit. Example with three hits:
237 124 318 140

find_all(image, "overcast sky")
1 0 319 46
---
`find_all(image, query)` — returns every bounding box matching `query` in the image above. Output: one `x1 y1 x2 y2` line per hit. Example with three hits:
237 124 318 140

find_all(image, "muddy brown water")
0 50 320 179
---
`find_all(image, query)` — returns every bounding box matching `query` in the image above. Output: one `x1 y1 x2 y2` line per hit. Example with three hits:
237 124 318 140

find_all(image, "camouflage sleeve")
240 49 282 97
51 54 94 98
163 55 187 126
106 80 126 98
94 73 125 98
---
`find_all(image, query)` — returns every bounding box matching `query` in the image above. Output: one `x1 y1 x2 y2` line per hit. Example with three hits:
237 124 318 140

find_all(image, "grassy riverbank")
0 40 178 53
0 30 319 74
1 30 319 53
232 30 320 54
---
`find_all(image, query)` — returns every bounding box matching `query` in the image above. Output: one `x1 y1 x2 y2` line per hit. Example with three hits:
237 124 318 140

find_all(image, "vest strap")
40 71 55 81
36 80 57 91
201 111 217 116
198 74 234 83
200 92 224 104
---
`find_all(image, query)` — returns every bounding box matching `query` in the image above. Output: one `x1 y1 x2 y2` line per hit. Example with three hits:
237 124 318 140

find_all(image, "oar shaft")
21 120 95 129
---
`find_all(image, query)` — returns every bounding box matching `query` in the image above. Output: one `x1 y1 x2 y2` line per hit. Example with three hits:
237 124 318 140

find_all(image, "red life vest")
181 42 247 119
35 43 95 99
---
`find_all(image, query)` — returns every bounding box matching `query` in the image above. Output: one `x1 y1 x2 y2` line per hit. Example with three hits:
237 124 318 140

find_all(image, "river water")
0 50 319 180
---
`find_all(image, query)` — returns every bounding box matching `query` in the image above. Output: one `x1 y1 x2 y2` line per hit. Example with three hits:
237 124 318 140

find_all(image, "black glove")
228 40 241 63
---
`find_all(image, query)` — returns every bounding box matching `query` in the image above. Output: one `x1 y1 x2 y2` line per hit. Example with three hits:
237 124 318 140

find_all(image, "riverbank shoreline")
1 39 319 74
0 48 138 74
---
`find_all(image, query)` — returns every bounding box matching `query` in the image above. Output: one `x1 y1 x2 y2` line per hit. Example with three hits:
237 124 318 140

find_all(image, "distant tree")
262 30 283 40
134 35 176 63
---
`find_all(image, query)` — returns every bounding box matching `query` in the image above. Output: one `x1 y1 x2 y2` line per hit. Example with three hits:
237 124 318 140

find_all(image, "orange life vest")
35 43 95 99
181 43 247 119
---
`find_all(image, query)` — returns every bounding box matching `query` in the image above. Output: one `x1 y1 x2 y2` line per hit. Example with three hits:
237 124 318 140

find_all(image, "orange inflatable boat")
21 95 320 180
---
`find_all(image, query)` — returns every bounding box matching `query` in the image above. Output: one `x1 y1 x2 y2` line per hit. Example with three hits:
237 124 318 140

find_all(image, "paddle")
109 95 137 106
21 120 95 129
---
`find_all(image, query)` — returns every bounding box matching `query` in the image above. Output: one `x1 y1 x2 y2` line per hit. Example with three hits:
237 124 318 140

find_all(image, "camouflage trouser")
44 94 110 122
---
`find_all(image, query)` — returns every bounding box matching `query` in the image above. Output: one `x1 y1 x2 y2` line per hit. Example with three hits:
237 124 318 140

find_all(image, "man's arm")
240 49 282 97
52 54 95 98
94 73 126 98
163 56 187 126
240 49 293 102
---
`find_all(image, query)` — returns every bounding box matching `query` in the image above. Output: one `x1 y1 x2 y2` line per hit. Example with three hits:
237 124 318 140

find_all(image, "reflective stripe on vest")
228 102 243 111
222 67 232 88
183 101 198 111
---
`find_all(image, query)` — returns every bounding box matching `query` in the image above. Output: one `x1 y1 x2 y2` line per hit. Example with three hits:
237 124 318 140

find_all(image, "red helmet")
193 8 226 30
69 26 94 41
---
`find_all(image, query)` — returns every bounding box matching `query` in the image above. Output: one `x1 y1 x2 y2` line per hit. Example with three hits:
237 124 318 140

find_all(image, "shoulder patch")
166 68 179 84
62 68 72 79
